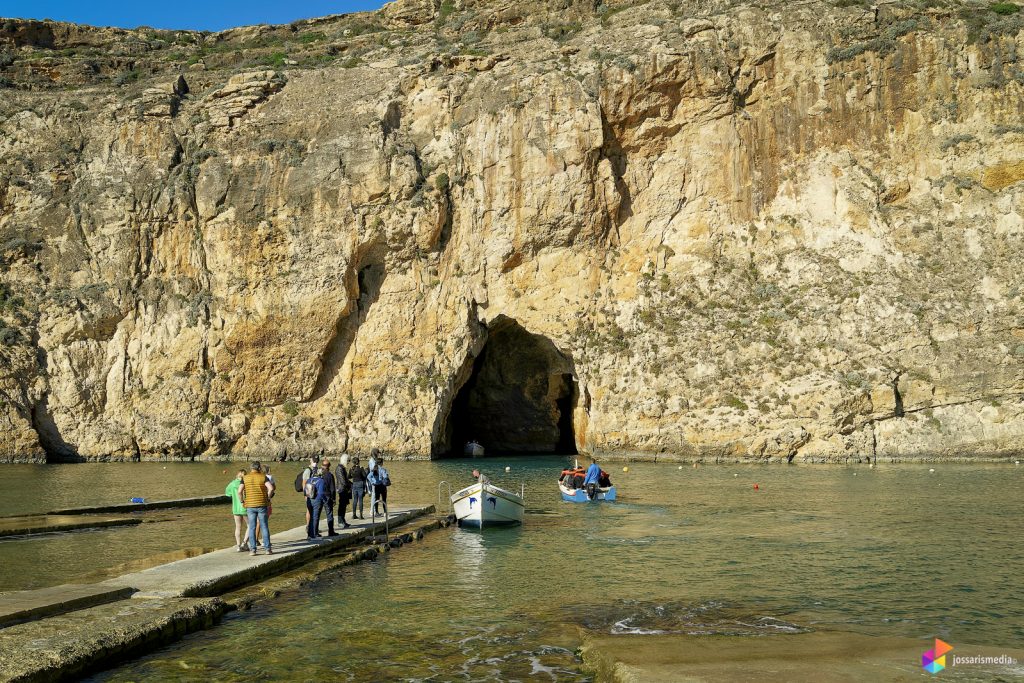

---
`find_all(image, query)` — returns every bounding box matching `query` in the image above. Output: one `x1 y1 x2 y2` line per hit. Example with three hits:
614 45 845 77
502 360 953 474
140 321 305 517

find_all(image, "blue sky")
0 1 388 31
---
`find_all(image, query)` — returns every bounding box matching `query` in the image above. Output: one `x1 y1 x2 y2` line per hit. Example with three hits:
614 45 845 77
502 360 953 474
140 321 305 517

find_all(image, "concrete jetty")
0 584 135 629
0 505 440 682
0 596 223 683
47 494 230 516
0 515 141 538
105 505 430 598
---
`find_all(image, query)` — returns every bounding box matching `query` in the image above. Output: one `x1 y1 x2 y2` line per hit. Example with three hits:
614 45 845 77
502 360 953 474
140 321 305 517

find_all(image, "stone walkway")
0 596 223 682
0 584 134 629
0 505 438 682
101 505 428 598
0 514 141 538
46 494 230 516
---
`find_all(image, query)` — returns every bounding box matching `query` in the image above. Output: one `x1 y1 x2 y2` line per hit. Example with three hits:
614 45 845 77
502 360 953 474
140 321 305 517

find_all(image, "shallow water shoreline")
1 457 1020 681
580 631 1024 682
2 451 1023 465
0 509 449 682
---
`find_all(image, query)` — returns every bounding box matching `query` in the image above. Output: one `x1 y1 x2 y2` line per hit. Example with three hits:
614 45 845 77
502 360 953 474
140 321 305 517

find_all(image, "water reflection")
450 527 485 588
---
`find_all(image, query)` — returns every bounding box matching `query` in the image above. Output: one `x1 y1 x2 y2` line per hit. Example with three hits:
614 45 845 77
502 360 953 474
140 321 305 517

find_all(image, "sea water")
1 458 1020 679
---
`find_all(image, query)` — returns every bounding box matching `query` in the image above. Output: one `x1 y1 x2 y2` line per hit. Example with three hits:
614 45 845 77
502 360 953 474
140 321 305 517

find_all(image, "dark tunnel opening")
438 318 579 457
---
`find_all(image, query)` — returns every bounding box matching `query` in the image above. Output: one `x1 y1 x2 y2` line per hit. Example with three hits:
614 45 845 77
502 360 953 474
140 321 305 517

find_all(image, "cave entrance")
437 317 579 457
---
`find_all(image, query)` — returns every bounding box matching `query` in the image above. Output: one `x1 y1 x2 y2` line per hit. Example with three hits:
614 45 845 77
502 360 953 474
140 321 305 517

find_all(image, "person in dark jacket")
321 460 338 537
305 465 328 540
349 456 367 520
335 454 352 529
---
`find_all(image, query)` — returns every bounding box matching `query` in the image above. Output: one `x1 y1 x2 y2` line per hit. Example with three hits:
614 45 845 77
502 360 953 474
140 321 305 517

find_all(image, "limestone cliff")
2 0 1024 463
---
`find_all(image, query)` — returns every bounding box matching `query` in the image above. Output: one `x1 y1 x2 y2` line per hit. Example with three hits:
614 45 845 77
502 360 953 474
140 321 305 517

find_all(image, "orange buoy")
753 483 759 490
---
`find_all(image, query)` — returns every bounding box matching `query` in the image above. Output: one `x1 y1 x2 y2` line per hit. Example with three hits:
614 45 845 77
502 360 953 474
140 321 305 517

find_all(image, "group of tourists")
224 449 392 556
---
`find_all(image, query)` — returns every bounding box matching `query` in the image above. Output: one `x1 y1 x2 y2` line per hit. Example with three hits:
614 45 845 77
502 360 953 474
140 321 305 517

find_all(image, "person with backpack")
349 456 367 520
368 454 391 516
295 455 319 527
305 464 328 540
335 454 352 529
320 459 339 537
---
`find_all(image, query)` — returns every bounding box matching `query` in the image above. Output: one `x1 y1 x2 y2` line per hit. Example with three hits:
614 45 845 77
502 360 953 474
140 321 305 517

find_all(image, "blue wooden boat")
559 481 616 502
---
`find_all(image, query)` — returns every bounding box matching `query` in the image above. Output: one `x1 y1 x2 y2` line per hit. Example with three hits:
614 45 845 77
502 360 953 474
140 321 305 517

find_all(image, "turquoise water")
39 458 1021 681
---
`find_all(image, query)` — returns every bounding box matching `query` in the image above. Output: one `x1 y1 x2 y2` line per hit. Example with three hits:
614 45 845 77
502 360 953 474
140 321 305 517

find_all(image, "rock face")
1 0 1024 463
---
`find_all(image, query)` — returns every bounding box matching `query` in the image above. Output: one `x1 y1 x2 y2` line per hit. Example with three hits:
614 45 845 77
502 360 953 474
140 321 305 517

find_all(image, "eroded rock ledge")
1 0 1024 463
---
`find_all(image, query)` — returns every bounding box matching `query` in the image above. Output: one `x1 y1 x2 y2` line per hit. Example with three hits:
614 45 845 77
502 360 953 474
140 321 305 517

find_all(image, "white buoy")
1016 461 1020 465
678 465 683 470
505 466 511 472
734 473 738 477
623 466 629 472
929 468 935 473
869 463 874 468
853 472 857 476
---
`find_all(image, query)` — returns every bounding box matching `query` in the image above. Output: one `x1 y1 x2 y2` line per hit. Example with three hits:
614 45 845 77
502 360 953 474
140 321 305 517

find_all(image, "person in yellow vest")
239 461 276 556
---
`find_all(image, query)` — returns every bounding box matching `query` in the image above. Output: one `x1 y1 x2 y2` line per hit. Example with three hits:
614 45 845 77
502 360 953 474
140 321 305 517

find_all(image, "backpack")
294 468 307 494
305 475 321 499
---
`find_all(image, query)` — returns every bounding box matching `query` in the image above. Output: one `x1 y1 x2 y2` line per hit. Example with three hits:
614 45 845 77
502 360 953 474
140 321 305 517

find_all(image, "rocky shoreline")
1 450 1021 465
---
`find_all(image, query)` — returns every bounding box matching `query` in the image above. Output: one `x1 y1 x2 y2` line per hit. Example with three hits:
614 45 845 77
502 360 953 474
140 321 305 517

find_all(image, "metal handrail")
370 496 389 543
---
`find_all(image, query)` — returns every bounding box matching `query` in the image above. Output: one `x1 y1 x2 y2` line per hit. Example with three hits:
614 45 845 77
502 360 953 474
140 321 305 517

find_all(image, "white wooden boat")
464 441 485 457
451 482 524 528
559 481 617 502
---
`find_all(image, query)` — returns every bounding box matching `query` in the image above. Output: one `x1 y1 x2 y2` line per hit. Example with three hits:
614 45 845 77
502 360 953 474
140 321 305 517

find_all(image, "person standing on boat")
335 454 352 529
349 456 367 520
472 469 490 485
583 458 601 500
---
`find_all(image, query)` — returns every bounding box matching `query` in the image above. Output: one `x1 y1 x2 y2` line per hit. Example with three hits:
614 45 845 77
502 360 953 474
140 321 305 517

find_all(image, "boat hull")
464 443 485 457
559 482 616 502
452 483 524 528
